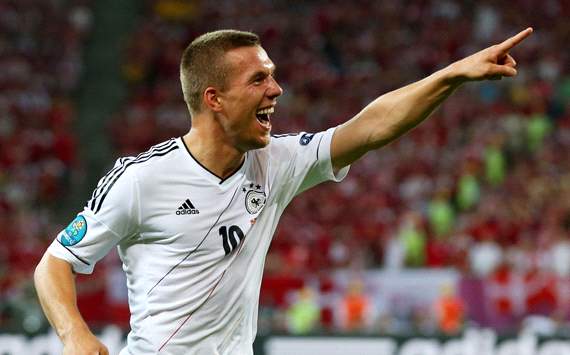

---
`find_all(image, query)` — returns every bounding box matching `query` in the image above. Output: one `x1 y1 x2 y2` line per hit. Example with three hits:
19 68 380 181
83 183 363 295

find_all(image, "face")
214 46 283 152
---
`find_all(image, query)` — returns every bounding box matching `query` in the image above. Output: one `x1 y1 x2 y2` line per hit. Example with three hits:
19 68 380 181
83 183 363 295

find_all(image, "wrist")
439 63 468 88
60 321 92 343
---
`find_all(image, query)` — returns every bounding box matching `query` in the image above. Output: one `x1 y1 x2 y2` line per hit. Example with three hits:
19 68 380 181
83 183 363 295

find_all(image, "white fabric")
48 127 348 355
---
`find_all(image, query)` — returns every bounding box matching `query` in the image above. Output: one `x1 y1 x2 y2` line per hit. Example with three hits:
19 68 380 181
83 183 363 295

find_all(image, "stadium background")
1 0 569 353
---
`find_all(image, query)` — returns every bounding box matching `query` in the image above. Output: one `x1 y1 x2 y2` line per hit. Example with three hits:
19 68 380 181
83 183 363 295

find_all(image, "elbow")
359 104 404 150
367 123 401 150
368 109 418 150
34 253 47 287
34 252 74 282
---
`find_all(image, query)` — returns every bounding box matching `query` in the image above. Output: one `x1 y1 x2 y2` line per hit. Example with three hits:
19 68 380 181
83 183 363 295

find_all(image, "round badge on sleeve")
299 133 315 146
60 216 88 246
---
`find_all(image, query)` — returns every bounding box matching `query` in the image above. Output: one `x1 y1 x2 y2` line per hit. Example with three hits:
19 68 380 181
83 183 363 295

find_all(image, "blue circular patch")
299 133 315 146
60 216 87 246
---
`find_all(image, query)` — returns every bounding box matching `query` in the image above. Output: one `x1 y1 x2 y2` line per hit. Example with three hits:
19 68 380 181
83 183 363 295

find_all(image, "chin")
245 135 271 151
252 138 270 150
236 134 271 152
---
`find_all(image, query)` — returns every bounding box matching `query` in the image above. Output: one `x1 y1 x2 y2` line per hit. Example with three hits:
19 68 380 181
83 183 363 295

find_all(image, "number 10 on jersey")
219 225 245 255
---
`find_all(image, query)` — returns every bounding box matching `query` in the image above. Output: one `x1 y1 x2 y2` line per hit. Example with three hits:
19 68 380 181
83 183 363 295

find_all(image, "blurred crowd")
2 0 570 336
0 0 92 332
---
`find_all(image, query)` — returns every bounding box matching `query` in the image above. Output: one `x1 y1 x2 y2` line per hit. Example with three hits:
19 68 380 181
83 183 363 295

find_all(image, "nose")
267 75 283 99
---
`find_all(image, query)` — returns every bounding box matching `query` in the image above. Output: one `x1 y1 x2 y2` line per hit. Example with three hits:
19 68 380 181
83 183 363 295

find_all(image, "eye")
251 73 268 86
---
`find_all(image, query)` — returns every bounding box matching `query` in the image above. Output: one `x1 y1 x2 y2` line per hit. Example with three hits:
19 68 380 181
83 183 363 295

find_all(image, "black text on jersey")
176 199 200 215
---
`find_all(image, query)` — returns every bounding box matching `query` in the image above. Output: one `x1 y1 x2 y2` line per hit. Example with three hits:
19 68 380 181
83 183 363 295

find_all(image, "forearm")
359 66 461 150
34 253 91 341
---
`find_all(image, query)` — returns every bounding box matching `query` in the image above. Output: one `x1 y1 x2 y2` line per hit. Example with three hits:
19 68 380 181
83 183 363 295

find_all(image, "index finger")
497 27 533 52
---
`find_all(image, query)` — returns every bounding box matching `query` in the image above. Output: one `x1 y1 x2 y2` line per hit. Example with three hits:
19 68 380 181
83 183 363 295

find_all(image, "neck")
182 119 245 180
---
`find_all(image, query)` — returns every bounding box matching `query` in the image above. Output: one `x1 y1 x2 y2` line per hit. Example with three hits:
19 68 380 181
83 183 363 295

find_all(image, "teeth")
256 107 274 115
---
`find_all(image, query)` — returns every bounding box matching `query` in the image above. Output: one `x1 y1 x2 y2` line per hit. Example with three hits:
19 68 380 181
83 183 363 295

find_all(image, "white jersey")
48 127 348 354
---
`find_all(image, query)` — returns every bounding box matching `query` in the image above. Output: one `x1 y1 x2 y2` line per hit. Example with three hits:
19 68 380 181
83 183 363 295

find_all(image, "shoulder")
115 138 182 177
262 132 321 156
87 139 181 213
266 132 315 151
94 138 182 193
271 132 320 146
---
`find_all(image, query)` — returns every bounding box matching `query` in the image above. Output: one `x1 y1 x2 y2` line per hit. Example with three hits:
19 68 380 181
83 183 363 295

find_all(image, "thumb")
489 64 517 77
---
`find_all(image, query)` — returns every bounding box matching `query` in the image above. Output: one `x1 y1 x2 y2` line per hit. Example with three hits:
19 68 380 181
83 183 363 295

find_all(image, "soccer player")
34 27 533 354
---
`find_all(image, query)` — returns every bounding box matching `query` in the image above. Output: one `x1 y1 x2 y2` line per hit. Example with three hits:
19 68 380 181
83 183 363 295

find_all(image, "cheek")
226 110 254 136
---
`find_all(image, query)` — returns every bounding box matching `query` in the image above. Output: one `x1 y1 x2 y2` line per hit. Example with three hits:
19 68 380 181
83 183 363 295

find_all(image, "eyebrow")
248 65 277 82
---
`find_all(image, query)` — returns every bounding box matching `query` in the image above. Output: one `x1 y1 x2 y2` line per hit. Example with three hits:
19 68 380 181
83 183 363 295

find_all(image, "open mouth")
256 106 274 127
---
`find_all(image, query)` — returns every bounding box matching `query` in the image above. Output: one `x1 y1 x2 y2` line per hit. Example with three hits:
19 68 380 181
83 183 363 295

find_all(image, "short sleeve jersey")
48 127 349 355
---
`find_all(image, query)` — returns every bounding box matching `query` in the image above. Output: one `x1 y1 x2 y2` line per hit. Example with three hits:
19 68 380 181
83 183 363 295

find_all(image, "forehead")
223 46 275 81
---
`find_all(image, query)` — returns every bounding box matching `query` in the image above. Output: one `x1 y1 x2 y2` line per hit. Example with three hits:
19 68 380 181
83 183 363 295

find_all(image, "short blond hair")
180 30 260 114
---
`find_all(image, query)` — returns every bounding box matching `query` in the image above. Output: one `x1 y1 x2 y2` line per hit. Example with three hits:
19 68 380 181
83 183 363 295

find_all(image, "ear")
203 87 223 112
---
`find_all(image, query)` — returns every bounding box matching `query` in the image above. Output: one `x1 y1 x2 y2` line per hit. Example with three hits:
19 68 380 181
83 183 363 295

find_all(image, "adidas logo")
176 199 200 215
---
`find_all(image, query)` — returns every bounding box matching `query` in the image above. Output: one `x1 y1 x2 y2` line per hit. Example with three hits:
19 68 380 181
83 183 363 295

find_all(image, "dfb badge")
242 182 266 214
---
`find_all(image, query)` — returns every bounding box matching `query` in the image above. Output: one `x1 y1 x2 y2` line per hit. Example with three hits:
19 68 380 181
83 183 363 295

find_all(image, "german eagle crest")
243 182 266 214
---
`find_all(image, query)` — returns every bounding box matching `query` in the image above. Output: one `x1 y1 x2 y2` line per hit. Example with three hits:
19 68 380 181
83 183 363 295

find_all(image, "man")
34 27 533 354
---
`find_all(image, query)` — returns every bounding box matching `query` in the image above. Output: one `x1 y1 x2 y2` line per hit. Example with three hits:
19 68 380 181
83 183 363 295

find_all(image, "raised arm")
331 27 533 171
34 253 109 355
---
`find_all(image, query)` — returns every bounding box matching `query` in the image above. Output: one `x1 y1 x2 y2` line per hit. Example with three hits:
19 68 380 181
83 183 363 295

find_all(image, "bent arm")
34 253 88 339
34 252 108 354
331 27 533 171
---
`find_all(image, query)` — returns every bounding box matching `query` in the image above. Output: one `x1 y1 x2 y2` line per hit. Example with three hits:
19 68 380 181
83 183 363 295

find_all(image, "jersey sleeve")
269 126 350 202
47 159 140 274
